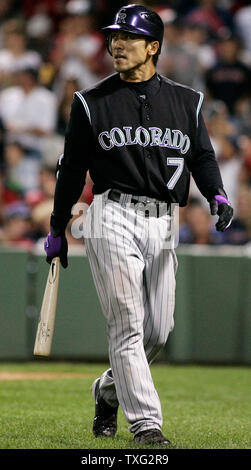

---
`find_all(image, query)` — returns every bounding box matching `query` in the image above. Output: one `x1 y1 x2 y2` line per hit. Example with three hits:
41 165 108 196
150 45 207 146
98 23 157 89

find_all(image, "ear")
147 40 159 57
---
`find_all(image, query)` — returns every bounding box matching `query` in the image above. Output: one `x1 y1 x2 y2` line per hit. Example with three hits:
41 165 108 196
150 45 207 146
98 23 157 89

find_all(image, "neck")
22 84 36 94
120 62 156 83
11 46 25 56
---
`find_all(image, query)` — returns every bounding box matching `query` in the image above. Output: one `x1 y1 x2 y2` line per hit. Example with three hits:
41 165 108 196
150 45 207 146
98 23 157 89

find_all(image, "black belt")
108 189 171 217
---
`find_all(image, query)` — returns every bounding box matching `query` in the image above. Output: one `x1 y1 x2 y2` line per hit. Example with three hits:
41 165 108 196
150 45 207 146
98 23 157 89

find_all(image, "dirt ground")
0 372 93 381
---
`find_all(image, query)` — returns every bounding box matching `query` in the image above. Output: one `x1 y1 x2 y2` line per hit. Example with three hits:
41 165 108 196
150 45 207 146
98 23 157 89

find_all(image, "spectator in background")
0 0 21 41
189 100 237 205
0 171 23 208
205 35 251 114
157 11 203 90
64 0 105 76
21 0 65 22
23 164 57 221
157 1 197 18
238 135 251 187
26 11 54 62
57 77 81 135
179 197 223 245
51 0 105 97
4 141 40 194
182 23 216 73
38 165 57 199
0 67 57 158
203 100 237 143
0 117 5 174
0 200 34 249
31 197 54 240
232 96 251 136
221 184 251 245
0 0 250 250
216 135 242 213
31 196 85 251
20 164 57 220
23 165 58 244
185 0 234 40
24 5 58 88
234 3 251 55
0 19 42 87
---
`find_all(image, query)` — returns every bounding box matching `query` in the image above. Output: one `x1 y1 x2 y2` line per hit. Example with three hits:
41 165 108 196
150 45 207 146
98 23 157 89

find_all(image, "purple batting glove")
214 195 230 206
44 232 68 268
209 195 233 232
44 232 62 257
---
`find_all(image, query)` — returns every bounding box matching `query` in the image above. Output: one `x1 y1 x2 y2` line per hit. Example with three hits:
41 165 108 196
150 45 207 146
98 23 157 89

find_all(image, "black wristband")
50 212 70 236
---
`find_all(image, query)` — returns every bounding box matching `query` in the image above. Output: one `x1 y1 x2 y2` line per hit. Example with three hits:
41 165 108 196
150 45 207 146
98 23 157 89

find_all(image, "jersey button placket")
144 102 150 121
143 102 151 156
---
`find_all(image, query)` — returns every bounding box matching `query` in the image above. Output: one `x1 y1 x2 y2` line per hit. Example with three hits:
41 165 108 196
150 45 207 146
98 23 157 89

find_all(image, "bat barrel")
33 257 60 357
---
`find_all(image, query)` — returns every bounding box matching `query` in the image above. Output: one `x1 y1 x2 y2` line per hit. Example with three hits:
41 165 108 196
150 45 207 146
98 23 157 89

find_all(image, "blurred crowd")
0 0 250 251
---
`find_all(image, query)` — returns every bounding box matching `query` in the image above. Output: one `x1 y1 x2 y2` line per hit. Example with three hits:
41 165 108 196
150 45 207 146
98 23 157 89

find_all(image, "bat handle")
49 257 60 283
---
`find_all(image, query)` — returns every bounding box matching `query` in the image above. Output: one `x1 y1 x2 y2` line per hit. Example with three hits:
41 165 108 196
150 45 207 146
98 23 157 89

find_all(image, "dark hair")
144 9 163 65
17 67 39 82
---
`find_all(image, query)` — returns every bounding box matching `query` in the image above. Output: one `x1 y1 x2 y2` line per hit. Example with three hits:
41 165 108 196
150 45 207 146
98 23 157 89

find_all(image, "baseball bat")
33 257 60 357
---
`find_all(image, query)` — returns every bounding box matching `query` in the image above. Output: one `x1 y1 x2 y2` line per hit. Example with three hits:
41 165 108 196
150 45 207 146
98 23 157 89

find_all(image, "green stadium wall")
0 246 250 363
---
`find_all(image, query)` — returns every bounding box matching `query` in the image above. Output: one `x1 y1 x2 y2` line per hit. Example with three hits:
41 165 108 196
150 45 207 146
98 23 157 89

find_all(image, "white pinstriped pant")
84 190 178 435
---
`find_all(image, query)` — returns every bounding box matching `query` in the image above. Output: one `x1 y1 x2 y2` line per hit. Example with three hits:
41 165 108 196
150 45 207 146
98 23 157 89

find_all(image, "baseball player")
45 4 233 445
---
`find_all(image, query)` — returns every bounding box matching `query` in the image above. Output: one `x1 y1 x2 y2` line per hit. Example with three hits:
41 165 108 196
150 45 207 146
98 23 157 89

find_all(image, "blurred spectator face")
204 103 234 139
66 0 94 34
32 199 54 235
72 13 93 35
60 101 72 126
183 25 209 45
26 12 53 40
5 142 24 166
58 78 80 125
0 0 14 19
4 216 31 241
163 23 181 44
59 16 76 36
39 166 56 197
3 202 32 242
59 101 72 127
217 39 240 63
235 97 251 119
218 137 237 161
15 69 38 90
240 136 251 181
186 205 211 242
4 31 26 52
64 78 79 99
237 186 251 222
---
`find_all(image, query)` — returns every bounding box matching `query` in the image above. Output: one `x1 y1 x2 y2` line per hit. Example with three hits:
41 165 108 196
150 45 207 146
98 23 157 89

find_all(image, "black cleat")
91 378 118 438
133 429 171 446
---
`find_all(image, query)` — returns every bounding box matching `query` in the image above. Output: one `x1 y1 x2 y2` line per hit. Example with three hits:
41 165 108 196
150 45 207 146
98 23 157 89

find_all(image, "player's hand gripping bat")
33 257 60 357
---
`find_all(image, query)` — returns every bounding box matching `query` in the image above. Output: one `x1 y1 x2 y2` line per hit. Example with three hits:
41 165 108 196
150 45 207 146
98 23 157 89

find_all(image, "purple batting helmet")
101 4 164 55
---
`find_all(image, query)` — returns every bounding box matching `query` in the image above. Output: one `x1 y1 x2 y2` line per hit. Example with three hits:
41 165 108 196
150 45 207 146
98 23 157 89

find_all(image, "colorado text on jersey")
98 126 190 154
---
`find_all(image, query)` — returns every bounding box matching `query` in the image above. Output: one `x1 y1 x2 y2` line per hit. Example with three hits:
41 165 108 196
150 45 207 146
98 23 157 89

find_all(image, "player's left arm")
188 110 233 232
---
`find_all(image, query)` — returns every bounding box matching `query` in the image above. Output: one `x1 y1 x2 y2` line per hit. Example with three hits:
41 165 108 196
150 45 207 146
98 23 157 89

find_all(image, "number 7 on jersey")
166 157 184 190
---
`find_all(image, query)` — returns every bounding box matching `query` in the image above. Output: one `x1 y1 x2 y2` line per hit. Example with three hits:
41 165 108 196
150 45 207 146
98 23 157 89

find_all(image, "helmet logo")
140 12 149 20
117 10 127 23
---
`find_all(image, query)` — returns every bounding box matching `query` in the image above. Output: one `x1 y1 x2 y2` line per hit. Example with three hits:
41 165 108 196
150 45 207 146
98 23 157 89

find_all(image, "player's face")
110 31 156 73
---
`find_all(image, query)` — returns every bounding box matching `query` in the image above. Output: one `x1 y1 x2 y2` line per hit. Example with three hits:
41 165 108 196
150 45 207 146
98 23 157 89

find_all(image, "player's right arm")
45 94 92 267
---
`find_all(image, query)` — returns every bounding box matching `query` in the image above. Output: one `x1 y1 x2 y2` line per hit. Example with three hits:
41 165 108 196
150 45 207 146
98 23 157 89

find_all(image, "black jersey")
52 72 225 232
